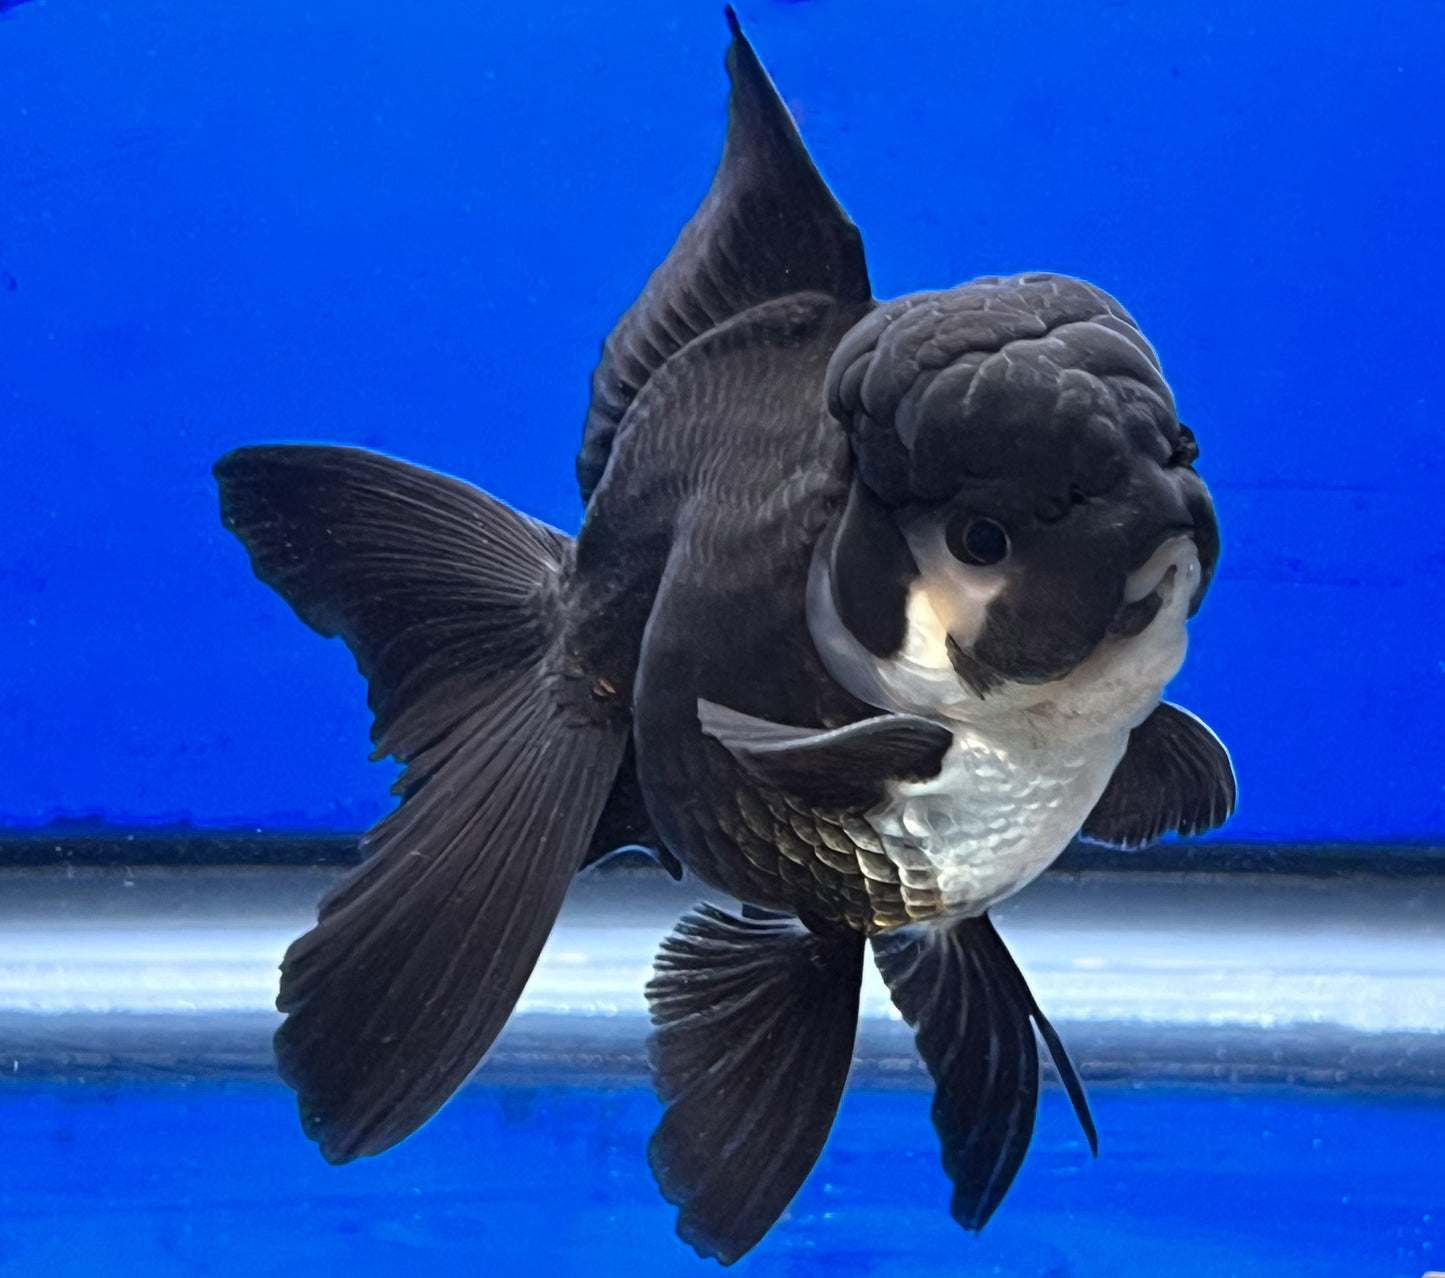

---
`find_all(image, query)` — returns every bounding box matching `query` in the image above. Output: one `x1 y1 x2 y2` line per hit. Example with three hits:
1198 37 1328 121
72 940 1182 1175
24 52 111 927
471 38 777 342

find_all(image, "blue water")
0 1082 1439 1276
1 0 1443 840
3 2 1441 1267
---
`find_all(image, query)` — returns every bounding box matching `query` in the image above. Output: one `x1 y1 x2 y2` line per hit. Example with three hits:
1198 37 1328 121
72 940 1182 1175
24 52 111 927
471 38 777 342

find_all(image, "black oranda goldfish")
215 8 1235 1265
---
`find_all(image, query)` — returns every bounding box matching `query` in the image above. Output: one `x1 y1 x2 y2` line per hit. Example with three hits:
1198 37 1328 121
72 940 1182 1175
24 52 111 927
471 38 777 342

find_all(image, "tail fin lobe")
216 443 628 1161
214 443 569 754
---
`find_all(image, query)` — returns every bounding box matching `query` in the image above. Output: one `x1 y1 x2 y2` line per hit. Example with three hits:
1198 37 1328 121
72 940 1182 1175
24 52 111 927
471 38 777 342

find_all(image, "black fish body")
576 293 896 922
215 10 1235 1267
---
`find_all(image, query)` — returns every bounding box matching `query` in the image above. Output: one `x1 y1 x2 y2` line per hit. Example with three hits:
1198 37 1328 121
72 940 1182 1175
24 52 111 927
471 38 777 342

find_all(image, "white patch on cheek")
901 517 1008 651
898 586 951 669
806 551 975 717
809 523 1207 920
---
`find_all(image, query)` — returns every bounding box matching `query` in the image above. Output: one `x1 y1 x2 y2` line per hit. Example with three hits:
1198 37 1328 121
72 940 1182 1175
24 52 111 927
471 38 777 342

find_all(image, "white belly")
867 724 1129 915
806 535 1200 921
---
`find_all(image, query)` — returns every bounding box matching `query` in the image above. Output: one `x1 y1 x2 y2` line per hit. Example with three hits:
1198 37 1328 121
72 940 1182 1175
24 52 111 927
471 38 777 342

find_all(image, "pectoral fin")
1081 701 1236 849
697 698 952 810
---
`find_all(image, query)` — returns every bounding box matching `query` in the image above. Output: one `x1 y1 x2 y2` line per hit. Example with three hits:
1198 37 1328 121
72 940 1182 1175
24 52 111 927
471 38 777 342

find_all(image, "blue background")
1 0 1441 838
1 1082 1439 1277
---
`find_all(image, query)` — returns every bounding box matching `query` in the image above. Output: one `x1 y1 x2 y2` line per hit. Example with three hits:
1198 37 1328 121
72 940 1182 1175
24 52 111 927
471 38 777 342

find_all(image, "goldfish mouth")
1109 566 1172 637
1109 536 1198 639
936 534 1202 699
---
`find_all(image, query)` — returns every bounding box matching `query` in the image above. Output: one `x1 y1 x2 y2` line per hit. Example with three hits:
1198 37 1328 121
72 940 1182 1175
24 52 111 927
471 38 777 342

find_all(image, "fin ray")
1082 701 1236 848
646 905 865 1264
872 913 1094 1231
215 444 629 1161
275 690 625 1161
578 15 870 500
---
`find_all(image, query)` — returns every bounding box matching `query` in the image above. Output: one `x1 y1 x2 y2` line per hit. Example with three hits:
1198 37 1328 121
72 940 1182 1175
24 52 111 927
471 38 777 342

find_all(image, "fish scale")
688 739 903 932
214 11 1233 1264
871 729 1120 917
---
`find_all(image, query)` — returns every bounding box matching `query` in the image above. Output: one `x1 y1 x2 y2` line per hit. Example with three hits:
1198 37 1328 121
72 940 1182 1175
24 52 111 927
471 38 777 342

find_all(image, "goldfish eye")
946 515 1009 566
1169 423 1199 467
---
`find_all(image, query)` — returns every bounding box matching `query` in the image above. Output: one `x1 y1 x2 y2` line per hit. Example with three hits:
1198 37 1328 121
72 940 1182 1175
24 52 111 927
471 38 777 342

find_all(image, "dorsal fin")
577 8 872 501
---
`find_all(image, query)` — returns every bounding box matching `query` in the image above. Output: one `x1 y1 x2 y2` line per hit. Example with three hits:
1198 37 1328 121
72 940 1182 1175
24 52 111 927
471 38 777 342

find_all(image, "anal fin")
872 913 1095 1231
646 905 865 1265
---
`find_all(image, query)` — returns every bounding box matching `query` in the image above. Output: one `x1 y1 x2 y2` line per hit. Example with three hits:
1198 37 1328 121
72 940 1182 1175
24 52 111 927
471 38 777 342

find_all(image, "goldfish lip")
1109 566 1172 637
1111 535 1200 638
1123 534 1195 604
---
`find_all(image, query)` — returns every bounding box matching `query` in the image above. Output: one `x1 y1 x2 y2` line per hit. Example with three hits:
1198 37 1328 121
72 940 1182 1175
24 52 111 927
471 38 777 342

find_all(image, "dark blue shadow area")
0 1081 1440 1276
0 0 1441 836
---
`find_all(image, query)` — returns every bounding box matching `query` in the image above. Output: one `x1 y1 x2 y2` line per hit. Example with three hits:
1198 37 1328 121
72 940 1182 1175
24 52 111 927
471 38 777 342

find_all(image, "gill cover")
828 477 916 659
824 274 1220 680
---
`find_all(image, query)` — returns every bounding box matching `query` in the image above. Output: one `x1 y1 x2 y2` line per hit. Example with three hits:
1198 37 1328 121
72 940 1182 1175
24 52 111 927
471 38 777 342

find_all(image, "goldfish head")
815 272 1218 725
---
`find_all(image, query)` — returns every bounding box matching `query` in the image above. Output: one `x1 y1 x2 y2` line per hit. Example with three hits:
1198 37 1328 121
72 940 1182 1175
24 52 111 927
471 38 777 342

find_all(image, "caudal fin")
215 444 628 1161
872 913 1095 1231
646 905 865 1265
